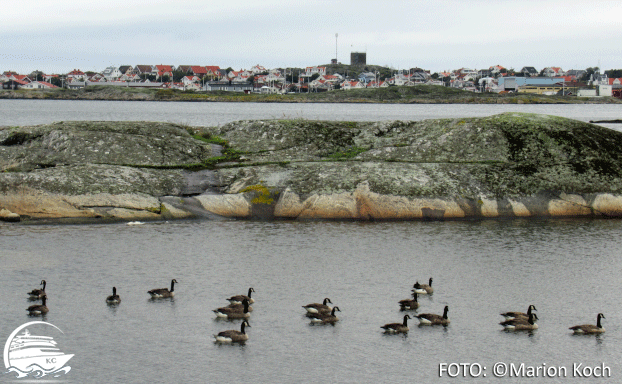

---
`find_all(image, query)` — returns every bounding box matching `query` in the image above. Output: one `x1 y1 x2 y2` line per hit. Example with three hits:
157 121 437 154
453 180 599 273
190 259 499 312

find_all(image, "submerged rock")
2 114 622 222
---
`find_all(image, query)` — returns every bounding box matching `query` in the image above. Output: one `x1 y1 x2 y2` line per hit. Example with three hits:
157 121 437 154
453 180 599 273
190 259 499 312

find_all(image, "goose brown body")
570 313 605 334
500 313 539 331
398 293 419 310
500 305 537 321
381 314 411 333
227 288 255 304
417 305 450 325
413 278 434 294
214 320 251 343
309 306 340 324
148 279 177 298
106 286 121 304
303 298 333 314
27 296 49 316
28 280 47 300
214 299 251 319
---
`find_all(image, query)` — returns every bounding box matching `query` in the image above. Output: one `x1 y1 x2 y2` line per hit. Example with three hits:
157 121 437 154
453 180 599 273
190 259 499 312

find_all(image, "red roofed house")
189 66 208 76
204 66 221 79
66 69 86 80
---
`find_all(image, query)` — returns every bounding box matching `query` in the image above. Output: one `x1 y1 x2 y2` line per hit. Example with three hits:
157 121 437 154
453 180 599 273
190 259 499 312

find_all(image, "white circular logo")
3 321 73 379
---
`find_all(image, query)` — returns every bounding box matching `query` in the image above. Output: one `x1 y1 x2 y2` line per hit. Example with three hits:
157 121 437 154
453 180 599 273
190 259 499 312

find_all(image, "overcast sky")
2 0 621 74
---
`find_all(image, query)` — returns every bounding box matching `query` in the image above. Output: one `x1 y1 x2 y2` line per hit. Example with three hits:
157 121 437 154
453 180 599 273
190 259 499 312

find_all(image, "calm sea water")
0 99 621 130
1 101 622 382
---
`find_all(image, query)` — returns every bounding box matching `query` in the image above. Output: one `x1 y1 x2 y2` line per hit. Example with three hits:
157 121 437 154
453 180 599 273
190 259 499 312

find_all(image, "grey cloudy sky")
2 0 620 74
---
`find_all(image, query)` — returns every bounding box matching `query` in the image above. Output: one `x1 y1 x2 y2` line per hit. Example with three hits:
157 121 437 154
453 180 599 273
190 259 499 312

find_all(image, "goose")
398 292 419 310
27 296 49 316
569 313 605 334
500 312 539 331
214 299 251 319
381 314 411 333
412 278 434 294
222 302 254 312
227 287 255 305
148 279 177 298
214 320 251 343
309 306 340 324
106 287 121 304
417 305 450 325
302 298 333 314
500 304 537 321
28 280 47 300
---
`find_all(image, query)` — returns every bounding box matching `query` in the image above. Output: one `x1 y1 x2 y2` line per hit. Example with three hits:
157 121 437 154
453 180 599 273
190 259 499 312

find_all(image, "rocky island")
2 113 622 223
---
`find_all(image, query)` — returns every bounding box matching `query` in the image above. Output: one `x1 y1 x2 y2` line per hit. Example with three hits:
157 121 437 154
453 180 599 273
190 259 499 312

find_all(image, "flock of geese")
26 277 606 343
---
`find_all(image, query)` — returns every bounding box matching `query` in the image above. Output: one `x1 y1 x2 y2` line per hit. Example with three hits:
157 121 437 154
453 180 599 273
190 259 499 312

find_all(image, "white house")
102 67 121 80
21 81 58 89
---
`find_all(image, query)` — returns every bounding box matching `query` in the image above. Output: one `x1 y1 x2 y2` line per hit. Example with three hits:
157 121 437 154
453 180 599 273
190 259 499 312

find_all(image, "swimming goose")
413 278 434 294
214 299 251 319
106 287 121 304
227 287 255 304
500 312 539 331
309 306 340 324
398 292 419 310
569 313 605 334
148 279 177 298
381 314 411 333
214 320 251 343
222 302 254 312
417 305 450 325
28 280 47 300
500 304 537 321
27 296 49 316
303 298 333 314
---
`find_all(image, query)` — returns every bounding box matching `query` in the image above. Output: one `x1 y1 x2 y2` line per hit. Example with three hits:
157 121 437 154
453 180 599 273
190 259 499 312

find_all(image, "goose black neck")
247 288 253 298
170 280 175 292
597 315 603 328
41 296 47 306
528 313 535 324
403 315 409 326
42 281 46 290
443 306 449 319
112 287 117 295
241 322 247 334
428 278 433 286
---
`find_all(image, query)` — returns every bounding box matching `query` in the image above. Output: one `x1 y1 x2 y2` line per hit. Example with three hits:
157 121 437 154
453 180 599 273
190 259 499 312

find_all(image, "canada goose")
302 298 333 314
214 320 251 343
569 313 605 334
27 296 49 316
500 312 539 331
309 306 340 324
148 279 177 298
223 302 254 312
214 299 251 319
28 280 47 300
381 314 411 333
500 304 537 321
413 278 434 294
227 288 255 305
417 305 450 325
398 292 419 310
106 287 121 304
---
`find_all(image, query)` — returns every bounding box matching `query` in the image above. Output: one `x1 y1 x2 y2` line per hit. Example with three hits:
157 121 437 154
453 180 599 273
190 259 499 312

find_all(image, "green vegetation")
2 84 619 104
325 146 369 160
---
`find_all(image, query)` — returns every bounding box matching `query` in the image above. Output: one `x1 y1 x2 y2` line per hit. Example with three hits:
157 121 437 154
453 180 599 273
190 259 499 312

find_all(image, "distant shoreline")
1 85 620 105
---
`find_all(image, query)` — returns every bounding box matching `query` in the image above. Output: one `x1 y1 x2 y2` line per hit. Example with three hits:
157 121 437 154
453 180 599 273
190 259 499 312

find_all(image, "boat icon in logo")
3 321 73 379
